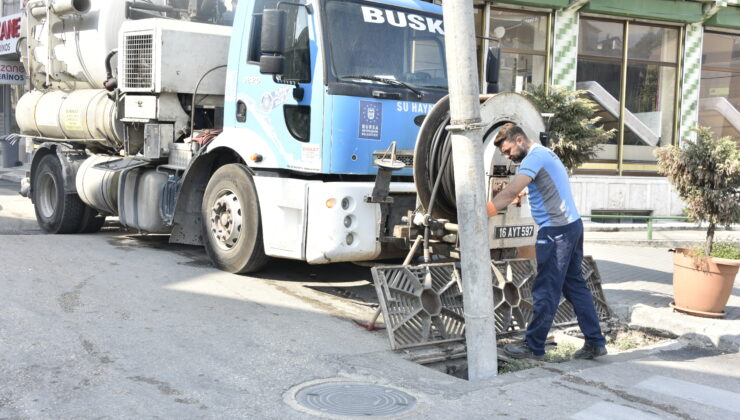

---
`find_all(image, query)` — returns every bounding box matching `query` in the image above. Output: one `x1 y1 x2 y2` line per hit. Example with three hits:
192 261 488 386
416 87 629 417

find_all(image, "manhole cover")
290 380 418 418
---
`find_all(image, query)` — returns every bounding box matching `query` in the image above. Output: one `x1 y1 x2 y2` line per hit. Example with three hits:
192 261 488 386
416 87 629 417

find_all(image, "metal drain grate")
495 257 610 335
551 256 611 324
372 257 611 347
372 263 465 350
292 381 418 417
491 259 536 333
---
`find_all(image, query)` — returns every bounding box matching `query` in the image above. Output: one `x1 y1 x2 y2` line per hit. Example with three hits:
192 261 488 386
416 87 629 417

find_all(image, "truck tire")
32 154 89 234
201 164 270 273
77 206 106 233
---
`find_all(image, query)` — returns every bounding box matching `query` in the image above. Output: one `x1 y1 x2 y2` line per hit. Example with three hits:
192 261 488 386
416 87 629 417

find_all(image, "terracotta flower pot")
671 248 740 318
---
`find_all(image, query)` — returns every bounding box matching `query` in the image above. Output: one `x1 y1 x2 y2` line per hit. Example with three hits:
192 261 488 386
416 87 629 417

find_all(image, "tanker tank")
17 0 230 148
25 0 168 90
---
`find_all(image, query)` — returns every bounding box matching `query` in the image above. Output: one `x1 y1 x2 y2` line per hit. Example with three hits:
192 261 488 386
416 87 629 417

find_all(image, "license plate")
495 225 535 239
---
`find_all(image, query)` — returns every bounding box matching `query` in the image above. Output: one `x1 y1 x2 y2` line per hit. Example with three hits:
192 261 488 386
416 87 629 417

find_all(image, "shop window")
577 19 679 174
486 9 549 93
2 1 21 15
699 32 739 141
577 20 623 164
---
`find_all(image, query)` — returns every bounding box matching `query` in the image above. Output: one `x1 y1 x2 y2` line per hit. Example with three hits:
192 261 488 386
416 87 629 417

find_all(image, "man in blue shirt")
488 123 607 360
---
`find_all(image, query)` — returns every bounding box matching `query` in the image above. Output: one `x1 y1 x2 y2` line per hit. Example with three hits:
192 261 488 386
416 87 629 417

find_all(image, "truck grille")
123 32 154 91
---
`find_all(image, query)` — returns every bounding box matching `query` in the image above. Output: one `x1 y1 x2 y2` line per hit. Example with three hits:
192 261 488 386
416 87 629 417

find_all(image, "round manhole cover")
290 380 418 418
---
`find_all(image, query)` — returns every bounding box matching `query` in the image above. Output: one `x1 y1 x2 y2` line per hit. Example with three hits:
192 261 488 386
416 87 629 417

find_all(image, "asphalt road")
1 180 739 419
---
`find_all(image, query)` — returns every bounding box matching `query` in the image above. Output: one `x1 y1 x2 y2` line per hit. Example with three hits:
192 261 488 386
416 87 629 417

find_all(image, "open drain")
288 380 419 418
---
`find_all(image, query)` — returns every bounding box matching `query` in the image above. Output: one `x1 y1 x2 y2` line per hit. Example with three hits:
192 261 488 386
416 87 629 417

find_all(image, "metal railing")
581 214 691 240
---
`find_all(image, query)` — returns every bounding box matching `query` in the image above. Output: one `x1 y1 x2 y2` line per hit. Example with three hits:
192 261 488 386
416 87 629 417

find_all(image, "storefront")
0 0 24 166
474 0 739 215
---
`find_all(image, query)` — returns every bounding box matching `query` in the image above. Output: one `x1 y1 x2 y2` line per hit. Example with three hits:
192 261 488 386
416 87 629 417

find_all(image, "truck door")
231 0 323 173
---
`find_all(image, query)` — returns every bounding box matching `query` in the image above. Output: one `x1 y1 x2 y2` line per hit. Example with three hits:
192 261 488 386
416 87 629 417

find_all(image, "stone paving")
586 242 740 351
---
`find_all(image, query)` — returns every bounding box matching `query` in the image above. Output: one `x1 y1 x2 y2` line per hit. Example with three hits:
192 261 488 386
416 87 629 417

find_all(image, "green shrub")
697 241 740 260
523 85 615 172
655 127 740 256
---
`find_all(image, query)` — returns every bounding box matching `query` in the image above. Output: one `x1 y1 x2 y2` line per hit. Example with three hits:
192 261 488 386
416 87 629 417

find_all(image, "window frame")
481 6 553 93
698 30 740 140
576 17 682 176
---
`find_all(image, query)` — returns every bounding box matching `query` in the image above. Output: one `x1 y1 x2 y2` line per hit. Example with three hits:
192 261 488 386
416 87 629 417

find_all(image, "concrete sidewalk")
587 243 740 352
585 222 739 249
0 164 28 183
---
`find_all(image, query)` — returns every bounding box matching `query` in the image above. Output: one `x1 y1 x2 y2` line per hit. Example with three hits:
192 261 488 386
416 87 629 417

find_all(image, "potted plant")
655 127 740 318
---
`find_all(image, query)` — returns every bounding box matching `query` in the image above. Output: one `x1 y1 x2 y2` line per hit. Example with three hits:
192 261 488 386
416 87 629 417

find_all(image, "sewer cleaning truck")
17 0 543 275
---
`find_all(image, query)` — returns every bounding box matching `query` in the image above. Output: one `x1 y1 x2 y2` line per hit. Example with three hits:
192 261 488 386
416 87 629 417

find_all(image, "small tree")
655 127 740 256
523 85 615 172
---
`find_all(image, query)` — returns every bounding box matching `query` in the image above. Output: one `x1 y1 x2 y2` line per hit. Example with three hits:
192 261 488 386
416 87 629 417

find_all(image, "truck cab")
181 0 450 271
218 0 446 175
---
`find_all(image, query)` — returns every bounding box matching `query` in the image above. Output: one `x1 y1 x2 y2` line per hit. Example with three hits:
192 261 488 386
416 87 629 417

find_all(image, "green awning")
582 0 703 23
705 6 740 30
484 0 570 9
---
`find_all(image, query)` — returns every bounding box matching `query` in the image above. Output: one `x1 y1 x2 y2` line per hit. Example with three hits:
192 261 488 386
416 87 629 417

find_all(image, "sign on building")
0 60 25 85
0 13 23 57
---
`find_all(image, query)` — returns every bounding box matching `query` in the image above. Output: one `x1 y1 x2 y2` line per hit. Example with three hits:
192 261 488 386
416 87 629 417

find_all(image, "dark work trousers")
525 219 606 355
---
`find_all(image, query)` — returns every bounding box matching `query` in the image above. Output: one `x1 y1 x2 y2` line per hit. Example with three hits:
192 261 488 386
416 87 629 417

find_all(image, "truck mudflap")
370 257 610 350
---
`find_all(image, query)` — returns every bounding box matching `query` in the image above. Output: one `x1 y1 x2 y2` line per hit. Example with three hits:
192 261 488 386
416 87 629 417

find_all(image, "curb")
585 239 708 249
0 167 27 184
0 172 25 183
626 304 740 352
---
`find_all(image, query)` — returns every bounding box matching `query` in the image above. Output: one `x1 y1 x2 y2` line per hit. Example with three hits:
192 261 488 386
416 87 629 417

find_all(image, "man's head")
493 123 531 163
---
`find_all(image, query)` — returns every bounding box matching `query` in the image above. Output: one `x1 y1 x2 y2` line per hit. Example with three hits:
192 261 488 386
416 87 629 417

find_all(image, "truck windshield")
323 0 448 92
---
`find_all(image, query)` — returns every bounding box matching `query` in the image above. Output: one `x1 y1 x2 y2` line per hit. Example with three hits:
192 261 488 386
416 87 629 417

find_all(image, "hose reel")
412 92 546 223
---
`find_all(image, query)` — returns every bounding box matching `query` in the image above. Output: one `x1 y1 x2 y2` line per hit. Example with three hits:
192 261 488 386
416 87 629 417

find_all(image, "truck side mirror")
260 9 287 75
485 47 501 94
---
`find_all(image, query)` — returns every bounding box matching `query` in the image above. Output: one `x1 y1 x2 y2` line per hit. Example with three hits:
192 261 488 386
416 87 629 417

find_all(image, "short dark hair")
493 123 527 147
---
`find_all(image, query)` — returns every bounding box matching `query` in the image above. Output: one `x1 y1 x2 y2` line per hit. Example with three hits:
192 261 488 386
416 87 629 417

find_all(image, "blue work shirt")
518 144 580 227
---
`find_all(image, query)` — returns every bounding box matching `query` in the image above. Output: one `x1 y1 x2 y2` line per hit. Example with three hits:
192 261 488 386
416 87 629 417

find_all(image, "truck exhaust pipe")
30 0 91 18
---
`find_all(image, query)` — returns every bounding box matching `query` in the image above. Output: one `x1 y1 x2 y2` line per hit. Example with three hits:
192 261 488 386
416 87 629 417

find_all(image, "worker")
488 123 607 360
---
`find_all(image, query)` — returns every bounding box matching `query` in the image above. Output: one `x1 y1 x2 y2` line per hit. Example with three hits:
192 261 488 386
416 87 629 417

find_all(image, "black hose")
418 108 457 221
414 95 496 222
190 64 228 137
104 49 117 80
426 115 456 217
103 49 118 91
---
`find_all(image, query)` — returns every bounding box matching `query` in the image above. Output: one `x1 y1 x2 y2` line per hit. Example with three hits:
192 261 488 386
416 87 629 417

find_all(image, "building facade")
474 0 739 216
2 1 738 216
0 0 25 167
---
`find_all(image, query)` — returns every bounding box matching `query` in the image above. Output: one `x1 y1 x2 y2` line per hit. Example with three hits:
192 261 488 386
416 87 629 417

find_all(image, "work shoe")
503 342 544 361
573 343 608 360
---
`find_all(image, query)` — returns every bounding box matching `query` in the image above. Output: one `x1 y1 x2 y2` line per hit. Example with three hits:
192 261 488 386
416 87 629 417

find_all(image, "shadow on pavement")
596 259 673 285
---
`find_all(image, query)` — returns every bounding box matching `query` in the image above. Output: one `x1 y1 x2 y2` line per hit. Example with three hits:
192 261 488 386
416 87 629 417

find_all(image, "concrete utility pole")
441 1 498 380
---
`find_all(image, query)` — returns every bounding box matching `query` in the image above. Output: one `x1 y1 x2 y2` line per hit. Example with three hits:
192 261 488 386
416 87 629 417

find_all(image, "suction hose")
413 95 495 222
413 93 550 223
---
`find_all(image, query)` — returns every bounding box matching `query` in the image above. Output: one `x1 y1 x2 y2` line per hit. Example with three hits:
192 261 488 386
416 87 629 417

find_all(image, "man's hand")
488 174 533 217
512 190 527 207
487 201 497 217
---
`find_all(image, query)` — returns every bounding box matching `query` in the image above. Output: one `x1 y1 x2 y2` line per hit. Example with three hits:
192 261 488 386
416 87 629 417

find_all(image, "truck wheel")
201 164 270 273
33 154 87 234
77 206 106 233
